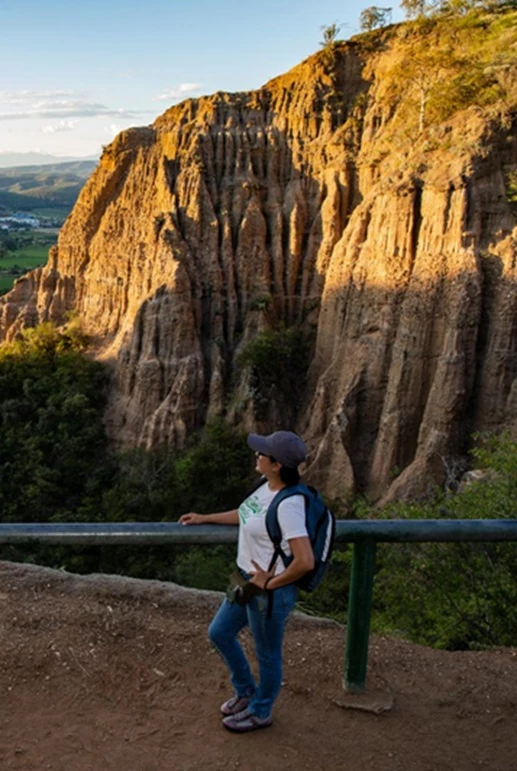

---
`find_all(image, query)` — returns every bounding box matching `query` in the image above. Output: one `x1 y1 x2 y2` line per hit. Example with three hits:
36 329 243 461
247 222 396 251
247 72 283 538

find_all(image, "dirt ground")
0 561 516 771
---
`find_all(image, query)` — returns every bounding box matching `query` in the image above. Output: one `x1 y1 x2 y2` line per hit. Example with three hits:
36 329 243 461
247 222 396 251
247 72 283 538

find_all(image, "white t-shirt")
237 482 308 575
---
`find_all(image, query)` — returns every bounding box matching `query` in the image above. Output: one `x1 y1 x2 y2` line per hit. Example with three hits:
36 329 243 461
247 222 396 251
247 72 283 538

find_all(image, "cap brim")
247 433 271 455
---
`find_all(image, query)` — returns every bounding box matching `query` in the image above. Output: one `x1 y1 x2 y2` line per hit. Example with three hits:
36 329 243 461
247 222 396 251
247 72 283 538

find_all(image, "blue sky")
0 0 403 159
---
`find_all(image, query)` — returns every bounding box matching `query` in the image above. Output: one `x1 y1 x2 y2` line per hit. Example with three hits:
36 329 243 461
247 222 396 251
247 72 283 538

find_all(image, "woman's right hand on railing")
179 512 205 525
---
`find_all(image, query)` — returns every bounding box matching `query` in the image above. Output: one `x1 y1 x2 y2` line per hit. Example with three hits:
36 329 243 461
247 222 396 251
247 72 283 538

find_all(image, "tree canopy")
359 6 393 30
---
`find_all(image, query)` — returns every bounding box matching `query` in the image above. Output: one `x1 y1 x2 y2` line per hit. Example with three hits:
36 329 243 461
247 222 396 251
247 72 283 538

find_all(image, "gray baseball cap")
247 431 307 469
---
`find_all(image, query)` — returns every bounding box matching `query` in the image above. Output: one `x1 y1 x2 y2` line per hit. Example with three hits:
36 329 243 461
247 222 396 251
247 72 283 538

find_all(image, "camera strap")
265 548 282 619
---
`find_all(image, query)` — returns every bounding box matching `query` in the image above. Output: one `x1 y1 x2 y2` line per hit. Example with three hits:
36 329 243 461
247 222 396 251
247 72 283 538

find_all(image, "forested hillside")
0 160 96 213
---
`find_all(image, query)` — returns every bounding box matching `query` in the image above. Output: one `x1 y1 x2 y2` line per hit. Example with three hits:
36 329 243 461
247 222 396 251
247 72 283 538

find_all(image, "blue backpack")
265 482 336 592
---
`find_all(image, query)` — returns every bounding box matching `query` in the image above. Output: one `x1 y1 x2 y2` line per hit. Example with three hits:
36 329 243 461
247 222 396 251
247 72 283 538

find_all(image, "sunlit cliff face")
1 16 516 504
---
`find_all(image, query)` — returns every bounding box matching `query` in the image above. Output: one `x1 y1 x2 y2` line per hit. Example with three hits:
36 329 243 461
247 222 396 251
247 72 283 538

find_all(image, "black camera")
226 572 264 606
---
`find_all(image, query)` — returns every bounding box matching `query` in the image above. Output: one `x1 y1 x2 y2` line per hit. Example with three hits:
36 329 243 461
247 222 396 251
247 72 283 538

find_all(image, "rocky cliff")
1 13 516 503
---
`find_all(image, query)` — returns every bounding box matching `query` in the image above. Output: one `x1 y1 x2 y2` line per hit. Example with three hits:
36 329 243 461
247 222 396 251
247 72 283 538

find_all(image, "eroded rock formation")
1 27 516 504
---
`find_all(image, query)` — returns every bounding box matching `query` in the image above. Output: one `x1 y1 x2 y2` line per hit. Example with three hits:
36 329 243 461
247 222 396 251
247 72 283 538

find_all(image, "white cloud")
0 89 148 121
0 103 145 121
155 82 202 102
41 119 79 134
0 89 86 105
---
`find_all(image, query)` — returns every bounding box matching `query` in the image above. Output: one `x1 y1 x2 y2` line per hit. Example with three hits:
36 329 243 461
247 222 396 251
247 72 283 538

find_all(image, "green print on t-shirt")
238 495 264 525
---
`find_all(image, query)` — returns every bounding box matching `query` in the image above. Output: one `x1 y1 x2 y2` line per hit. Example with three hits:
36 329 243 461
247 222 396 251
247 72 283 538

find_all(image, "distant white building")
0 214 40 229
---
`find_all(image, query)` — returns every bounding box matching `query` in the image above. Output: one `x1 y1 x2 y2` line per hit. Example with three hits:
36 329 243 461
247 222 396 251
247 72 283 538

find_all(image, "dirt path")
0 561 515 771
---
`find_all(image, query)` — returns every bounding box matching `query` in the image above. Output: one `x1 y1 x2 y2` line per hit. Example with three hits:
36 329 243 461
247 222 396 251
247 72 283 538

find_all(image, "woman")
179 430 314 733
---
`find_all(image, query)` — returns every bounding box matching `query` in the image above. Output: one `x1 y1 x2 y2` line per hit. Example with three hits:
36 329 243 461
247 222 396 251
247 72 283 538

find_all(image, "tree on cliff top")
319 22 342 48
359 6 393 30
401 0 517 17
378 3 516 134
400 0 430 17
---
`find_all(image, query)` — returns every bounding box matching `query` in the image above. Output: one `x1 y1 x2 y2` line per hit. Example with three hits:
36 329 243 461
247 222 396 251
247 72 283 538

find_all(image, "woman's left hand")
249 560 274 590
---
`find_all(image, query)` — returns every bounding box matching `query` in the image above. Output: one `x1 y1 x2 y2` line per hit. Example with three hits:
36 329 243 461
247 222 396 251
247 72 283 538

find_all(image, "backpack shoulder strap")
265 483 310 545
265 483 312 574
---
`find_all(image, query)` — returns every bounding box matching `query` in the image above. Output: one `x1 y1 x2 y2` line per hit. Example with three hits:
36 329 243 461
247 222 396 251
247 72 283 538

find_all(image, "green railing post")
345 539 376 693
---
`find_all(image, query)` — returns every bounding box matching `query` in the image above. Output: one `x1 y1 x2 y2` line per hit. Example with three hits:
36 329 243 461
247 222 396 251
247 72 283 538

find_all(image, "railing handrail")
1 519 517 544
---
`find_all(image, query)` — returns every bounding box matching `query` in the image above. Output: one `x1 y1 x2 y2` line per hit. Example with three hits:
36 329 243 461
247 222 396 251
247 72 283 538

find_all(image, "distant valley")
0 160 96 293
0 160 97 219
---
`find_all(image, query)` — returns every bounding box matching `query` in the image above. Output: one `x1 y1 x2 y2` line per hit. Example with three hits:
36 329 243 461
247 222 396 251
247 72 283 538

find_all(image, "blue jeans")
208 581 298 719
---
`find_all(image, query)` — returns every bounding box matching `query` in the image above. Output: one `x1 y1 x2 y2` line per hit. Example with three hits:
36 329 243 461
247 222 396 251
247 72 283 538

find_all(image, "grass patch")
0 245 49 293
7 244 51 261
372 5 517 141
0 275 15 292
0 246 49 268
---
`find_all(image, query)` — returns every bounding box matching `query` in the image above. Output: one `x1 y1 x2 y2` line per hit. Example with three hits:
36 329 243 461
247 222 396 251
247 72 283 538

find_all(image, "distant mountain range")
0 159 97 214
0 152 99 169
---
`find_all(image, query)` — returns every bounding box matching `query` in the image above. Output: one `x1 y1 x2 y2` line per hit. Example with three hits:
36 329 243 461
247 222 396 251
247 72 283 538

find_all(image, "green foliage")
0 231 18 257
380 4 517 133
64 420 254 583
0 356 254 584
0 161 94 211
237 325 312 421
0 191 55 213
172 421 254 513
0 323 107 523
402 0 517 17
296 545 352 621
248 293 271 312
99 446 179 525
172 545 236 591
0 247 48 269
102 420 254 525
0 277 14 294
505 170 517 206
0 231 55 293
373 434 517 649
428 68 504 123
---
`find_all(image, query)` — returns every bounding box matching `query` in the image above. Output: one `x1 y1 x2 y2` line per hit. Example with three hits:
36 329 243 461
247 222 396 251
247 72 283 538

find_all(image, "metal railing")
1 519 516 693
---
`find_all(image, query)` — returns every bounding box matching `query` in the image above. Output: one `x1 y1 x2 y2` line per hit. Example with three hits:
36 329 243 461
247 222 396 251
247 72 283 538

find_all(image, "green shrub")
237 325 312 421
373 434 517 648
296 545 352 622
380 4 517 133
0 328 254 583
505 170 517 206
0 323 108 523
172 545 236 591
